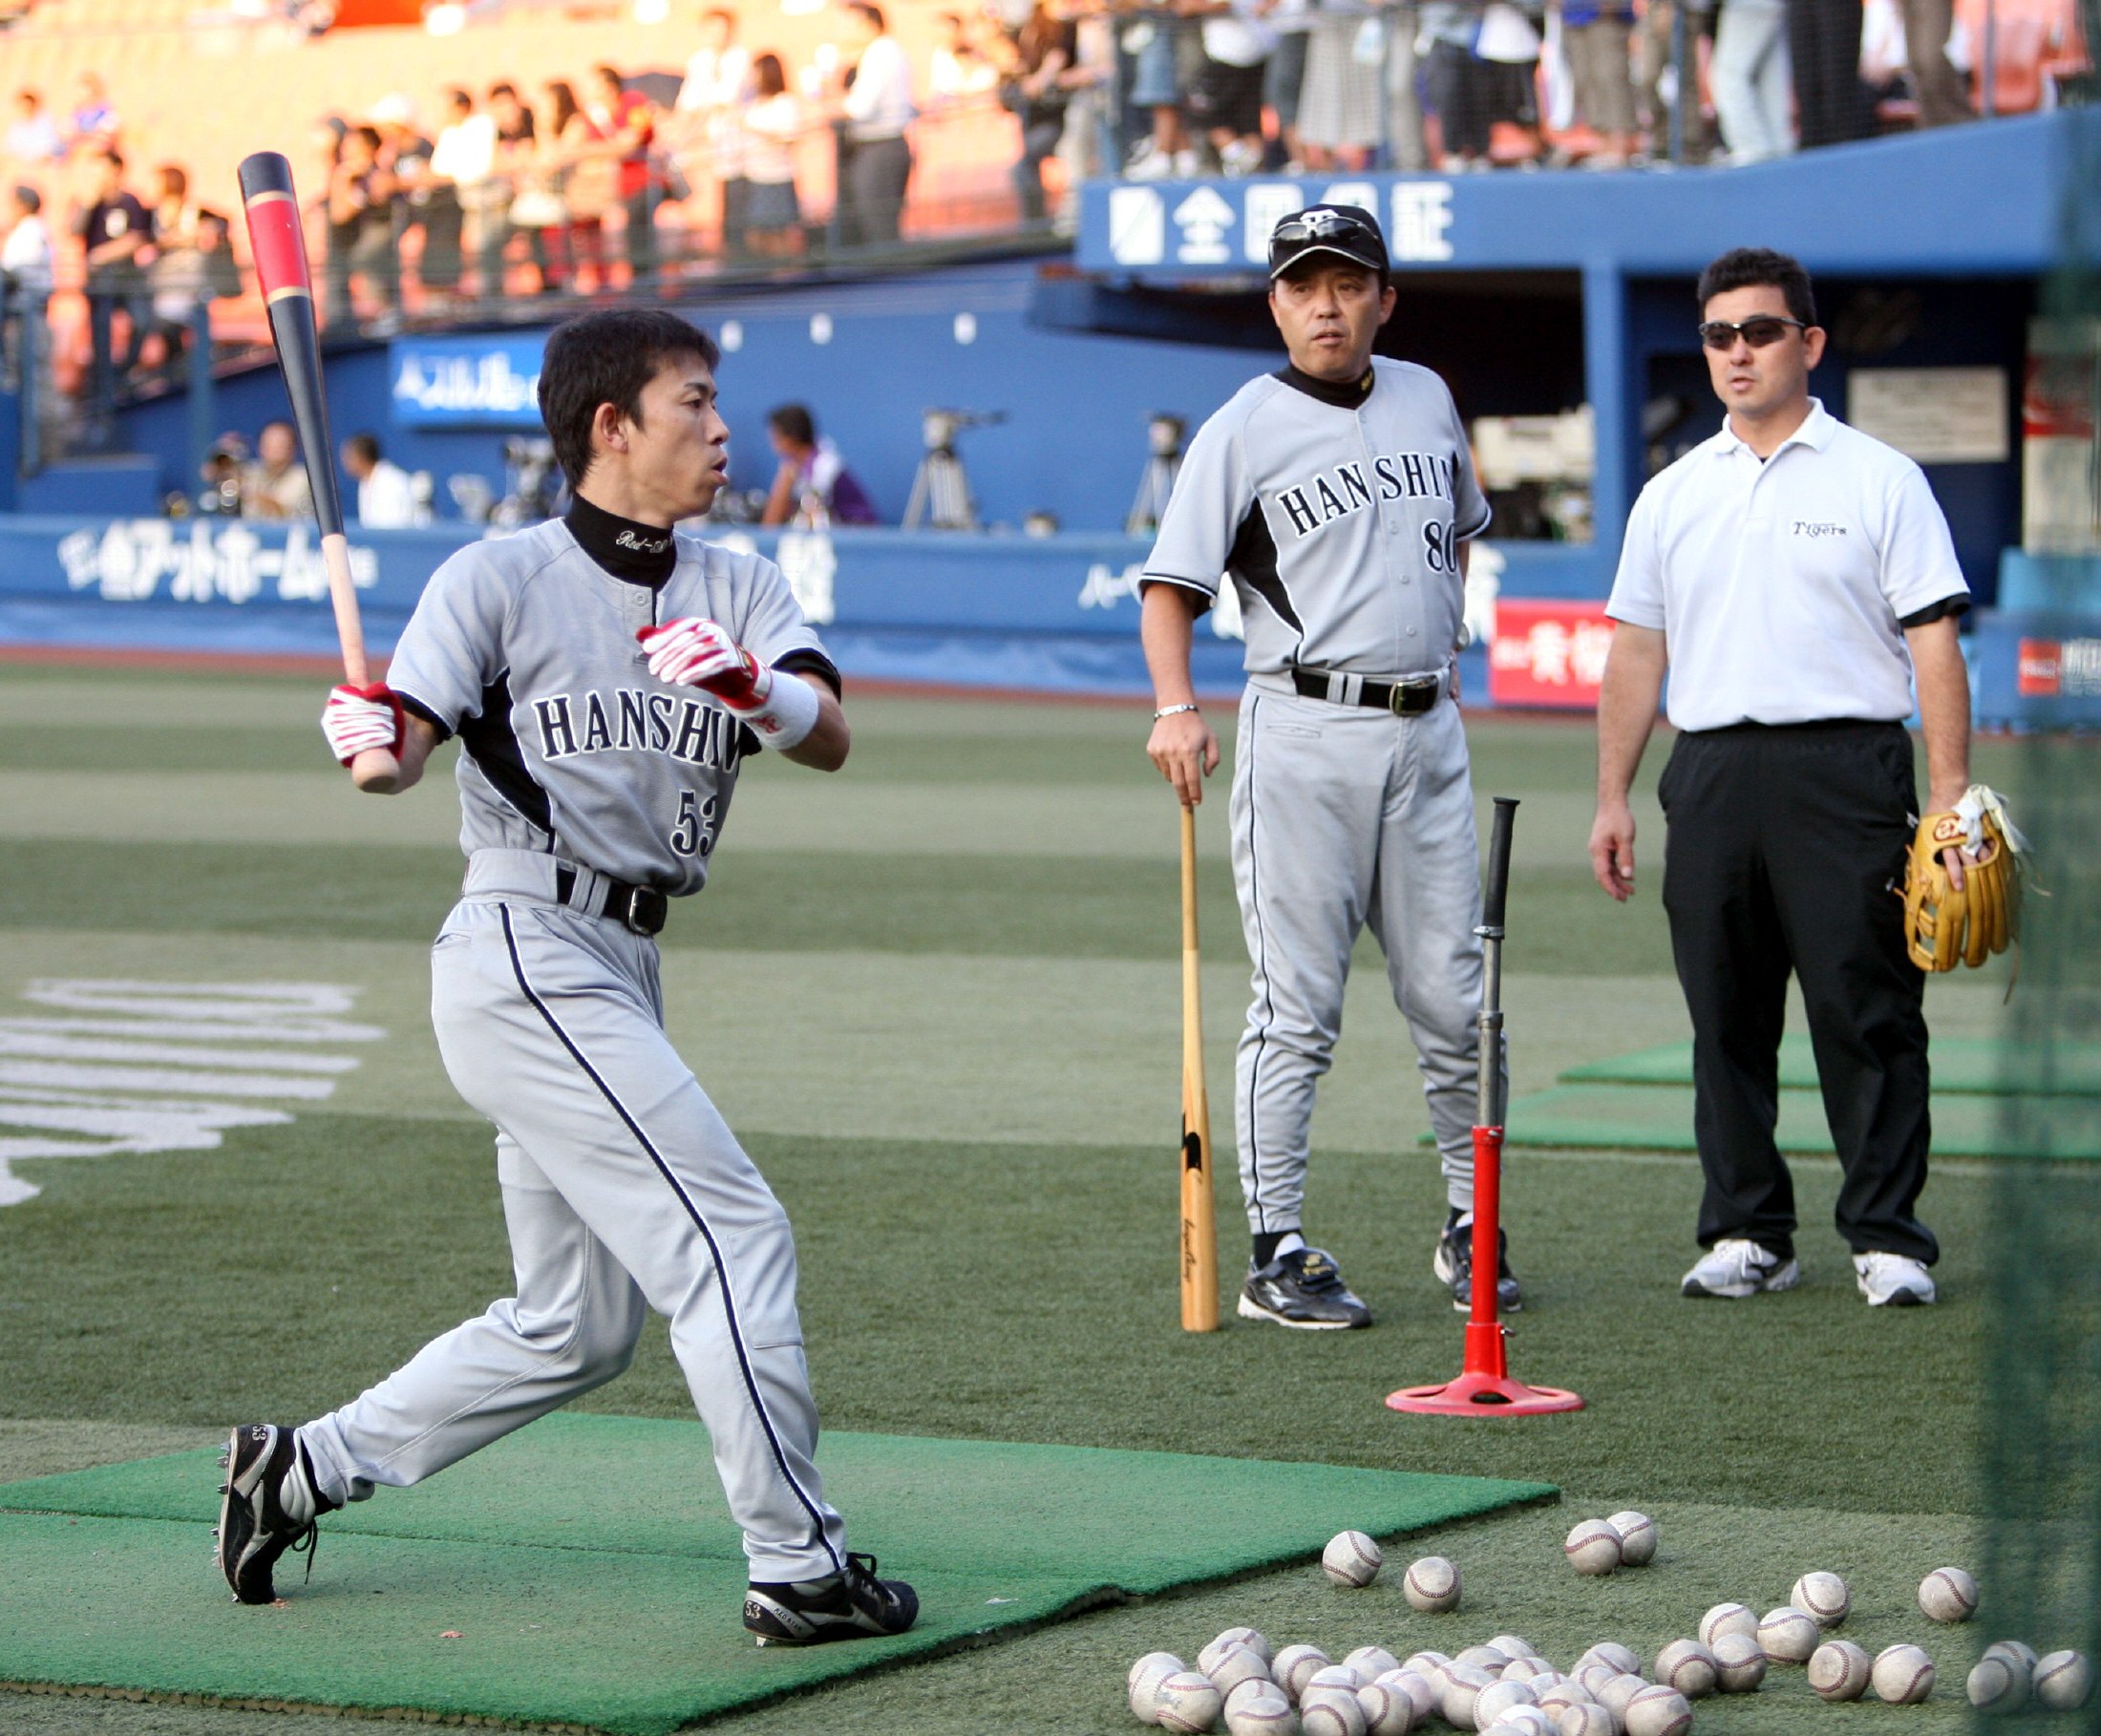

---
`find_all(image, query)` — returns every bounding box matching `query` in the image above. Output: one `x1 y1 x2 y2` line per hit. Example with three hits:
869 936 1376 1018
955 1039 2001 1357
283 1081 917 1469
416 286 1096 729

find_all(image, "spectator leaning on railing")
74 148 149 429
327 123 395 323
739 53 805 256
828 2 916 248
432 89 499 302
586 64 658 285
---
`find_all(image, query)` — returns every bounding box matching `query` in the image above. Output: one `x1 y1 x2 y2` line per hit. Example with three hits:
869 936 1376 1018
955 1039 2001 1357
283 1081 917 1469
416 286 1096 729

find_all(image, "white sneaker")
1681 1238 1800 1299
1124 141 1172 181
1854 1251 1937 1307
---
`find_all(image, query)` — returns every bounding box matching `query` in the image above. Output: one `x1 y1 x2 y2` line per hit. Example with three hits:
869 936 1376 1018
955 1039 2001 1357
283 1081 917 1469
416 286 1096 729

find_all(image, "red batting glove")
637 618 774 711
321 682 406 767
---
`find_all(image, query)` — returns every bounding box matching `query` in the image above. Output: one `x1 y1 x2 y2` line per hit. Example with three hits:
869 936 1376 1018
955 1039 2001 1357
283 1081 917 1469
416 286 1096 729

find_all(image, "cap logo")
1297 209 1357 237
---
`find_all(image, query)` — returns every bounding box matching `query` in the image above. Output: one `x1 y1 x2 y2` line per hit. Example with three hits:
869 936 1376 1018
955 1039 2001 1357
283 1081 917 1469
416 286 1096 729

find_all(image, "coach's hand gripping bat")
238 151 399 793
1179 803 1219 1331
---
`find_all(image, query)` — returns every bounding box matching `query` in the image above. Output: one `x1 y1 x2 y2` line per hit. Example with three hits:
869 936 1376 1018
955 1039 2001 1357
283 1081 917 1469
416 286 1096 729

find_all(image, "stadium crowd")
0 0 2081 440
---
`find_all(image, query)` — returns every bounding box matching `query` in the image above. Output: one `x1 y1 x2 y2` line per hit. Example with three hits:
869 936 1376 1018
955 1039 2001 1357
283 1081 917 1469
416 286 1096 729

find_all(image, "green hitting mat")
1488 1083 2101 1160
0 1412 1551 1734
1561 1035 2101 1096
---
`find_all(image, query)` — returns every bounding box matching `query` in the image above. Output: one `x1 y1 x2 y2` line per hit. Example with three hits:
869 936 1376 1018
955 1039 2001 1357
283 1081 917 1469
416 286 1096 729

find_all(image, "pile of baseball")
1128 1626 1711 1736
1122 1539 2094 1733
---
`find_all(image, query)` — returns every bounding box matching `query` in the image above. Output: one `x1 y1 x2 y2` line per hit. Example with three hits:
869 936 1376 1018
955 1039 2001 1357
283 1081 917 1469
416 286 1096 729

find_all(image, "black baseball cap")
1267 203 1389 280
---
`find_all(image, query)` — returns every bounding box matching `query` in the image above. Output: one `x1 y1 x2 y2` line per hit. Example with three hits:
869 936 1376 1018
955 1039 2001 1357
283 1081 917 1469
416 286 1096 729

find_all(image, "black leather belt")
1291 667 1446 715
554 864 668 937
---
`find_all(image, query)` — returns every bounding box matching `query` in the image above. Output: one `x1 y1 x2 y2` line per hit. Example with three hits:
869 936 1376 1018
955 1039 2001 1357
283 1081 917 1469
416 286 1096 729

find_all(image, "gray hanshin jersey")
388 519 835 898
1143 358 1492 678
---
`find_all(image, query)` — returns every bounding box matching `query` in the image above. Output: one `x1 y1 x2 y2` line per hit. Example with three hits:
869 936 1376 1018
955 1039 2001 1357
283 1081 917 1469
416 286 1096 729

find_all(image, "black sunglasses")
1699 316 1810 349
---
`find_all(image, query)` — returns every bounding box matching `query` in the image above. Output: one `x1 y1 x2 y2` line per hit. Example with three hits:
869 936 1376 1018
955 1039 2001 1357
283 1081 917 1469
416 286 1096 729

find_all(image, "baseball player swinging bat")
1179 804 1220 1331
237 150 399 793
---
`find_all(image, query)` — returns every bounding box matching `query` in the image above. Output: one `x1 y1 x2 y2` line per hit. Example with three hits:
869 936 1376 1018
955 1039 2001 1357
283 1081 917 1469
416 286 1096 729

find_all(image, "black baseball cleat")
1237 1246 1372 1330
214 1423 332 1605
1433 1210 1523 1313
744 1552 919 1646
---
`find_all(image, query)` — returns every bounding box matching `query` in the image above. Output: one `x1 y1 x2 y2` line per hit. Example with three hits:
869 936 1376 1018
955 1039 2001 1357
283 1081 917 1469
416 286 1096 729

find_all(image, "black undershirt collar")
564 493 679 588
1275 362 1377 410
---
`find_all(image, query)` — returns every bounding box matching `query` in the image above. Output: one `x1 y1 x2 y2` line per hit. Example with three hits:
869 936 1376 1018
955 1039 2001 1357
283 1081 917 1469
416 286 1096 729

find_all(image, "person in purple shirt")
761 403 880 526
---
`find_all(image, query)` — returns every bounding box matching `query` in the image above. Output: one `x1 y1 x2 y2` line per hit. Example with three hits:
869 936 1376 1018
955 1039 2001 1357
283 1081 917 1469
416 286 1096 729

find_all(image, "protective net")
1978 86 2101 1724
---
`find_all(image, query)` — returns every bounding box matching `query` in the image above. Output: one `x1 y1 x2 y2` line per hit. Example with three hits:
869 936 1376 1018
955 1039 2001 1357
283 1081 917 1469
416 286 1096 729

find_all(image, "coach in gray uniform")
214 309 917 1649
1591 247 1970 1309
1142 204 1517 1329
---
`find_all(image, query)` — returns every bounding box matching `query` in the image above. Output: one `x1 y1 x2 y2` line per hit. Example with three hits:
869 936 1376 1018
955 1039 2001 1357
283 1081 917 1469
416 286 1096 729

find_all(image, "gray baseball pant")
300 851 847 1581
1228 684 1496 1237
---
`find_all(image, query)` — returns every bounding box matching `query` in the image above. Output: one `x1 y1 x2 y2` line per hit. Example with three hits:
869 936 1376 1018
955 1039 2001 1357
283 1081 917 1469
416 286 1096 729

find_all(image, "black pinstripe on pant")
1659 719 1938 1265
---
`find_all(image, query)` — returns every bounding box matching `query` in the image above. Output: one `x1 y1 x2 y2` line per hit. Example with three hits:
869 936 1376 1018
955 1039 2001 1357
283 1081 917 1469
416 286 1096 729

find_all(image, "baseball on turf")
1624 1685 1693 1736
1404 1555 1462 1613
1475 1678 1539 1728
1807 1640 1872 1702
1381 1669 1440 1722
1503 1658 1550 1683
1791 1571 1851 1627
1301 1685 1369 1736
1308 1664 1367 1697
1557 1704 1615 1736
1356 1680 1413 1736
1205 1627 1275 1671
2035 1650 2093 1711
1458 1646 1514 1674
1984 1640 2039 1674
1710 1632 1767 1693
1654 1640 1719 1700
1324 1529 1384 1587
1489 1634 1540 1660
1698 1602 1759 1649
1967 1656 2027 1713
1565 1519 1624 1576
1917 1567 1978 1622
1402 1652 1451 1681
1156 1670 1226 1732
1872 1643 1936 1704
1224 1691 1296 1736
1348 1647 1401 1683
1579 1643 1643 1678
1756 1607 1820 1662
1536 1681 1594 1715
1275 1644 1332 1702
1209 1644 1271 1699
1442 1663 1496 1728
1495 1708 1557 1736
1596 1675 1647 1720
1606 1511 1657 1566
1131 1652 1186 1721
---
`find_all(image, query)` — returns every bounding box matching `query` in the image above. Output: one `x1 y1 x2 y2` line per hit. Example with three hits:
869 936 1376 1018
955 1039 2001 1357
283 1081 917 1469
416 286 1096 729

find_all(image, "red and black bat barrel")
237 150 346 537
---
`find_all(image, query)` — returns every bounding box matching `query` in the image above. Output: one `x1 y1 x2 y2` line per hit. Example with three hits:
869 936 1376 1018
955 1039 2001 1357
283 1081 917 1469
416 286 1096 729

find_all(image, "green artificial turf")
1563 1034 2101 1095
0 1417 1546 1733
0 667 2092 1736
1494 1083 2101 1159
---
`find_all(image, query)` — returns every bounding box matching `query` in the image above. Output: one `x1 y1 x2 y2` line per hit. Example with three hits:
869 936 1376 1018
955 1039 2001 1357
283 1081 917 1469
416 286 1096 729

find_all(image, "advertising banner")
1488 598 1616 709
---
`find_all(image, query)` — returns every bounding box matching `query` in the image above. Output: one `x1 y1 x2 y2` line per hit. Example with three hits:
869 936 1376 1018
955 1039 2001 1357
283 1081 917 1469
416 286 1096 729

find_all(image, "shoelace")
287 1518 322 1586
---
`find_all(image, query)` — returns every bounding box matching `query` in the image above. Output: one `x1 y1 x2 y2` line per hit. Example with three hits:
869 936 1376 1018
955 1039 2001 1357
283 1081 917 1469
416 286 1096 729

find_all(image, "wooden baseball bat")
238 151 399 793
1179 803 1219 1332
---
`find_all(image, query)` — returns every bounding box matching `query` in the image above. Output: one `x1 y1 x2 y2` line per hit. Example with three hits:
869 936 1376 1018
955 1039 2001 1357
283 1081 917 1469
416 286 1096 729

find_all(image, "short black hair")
345 432 382 465
12 184 39 214
767 403 816 446
539 309 721 489
1696 247 1816 328
848 2 885 29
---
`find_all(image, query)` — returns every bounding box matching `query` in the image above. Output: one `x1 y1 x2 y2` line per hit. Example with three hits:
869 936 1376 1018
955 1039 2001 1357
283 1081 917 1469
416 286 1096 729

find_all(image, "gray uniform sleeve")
385 546 512 736
1448 390 1493 540
724 549 841 695
1140 406 1252 613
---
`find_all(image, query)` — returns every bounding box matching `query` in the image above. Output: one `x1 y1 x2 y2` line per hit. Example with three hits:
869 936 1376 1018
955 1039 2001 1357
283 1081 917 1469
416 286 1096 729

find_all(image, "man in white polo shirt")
1588 246 1972 1309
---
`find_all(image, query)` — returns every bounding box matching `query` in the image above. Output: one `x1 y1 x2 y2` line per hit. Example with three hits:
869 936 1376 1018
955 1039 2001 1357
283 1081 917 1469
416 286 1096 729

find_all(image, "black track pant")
1659 720 1937 1265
